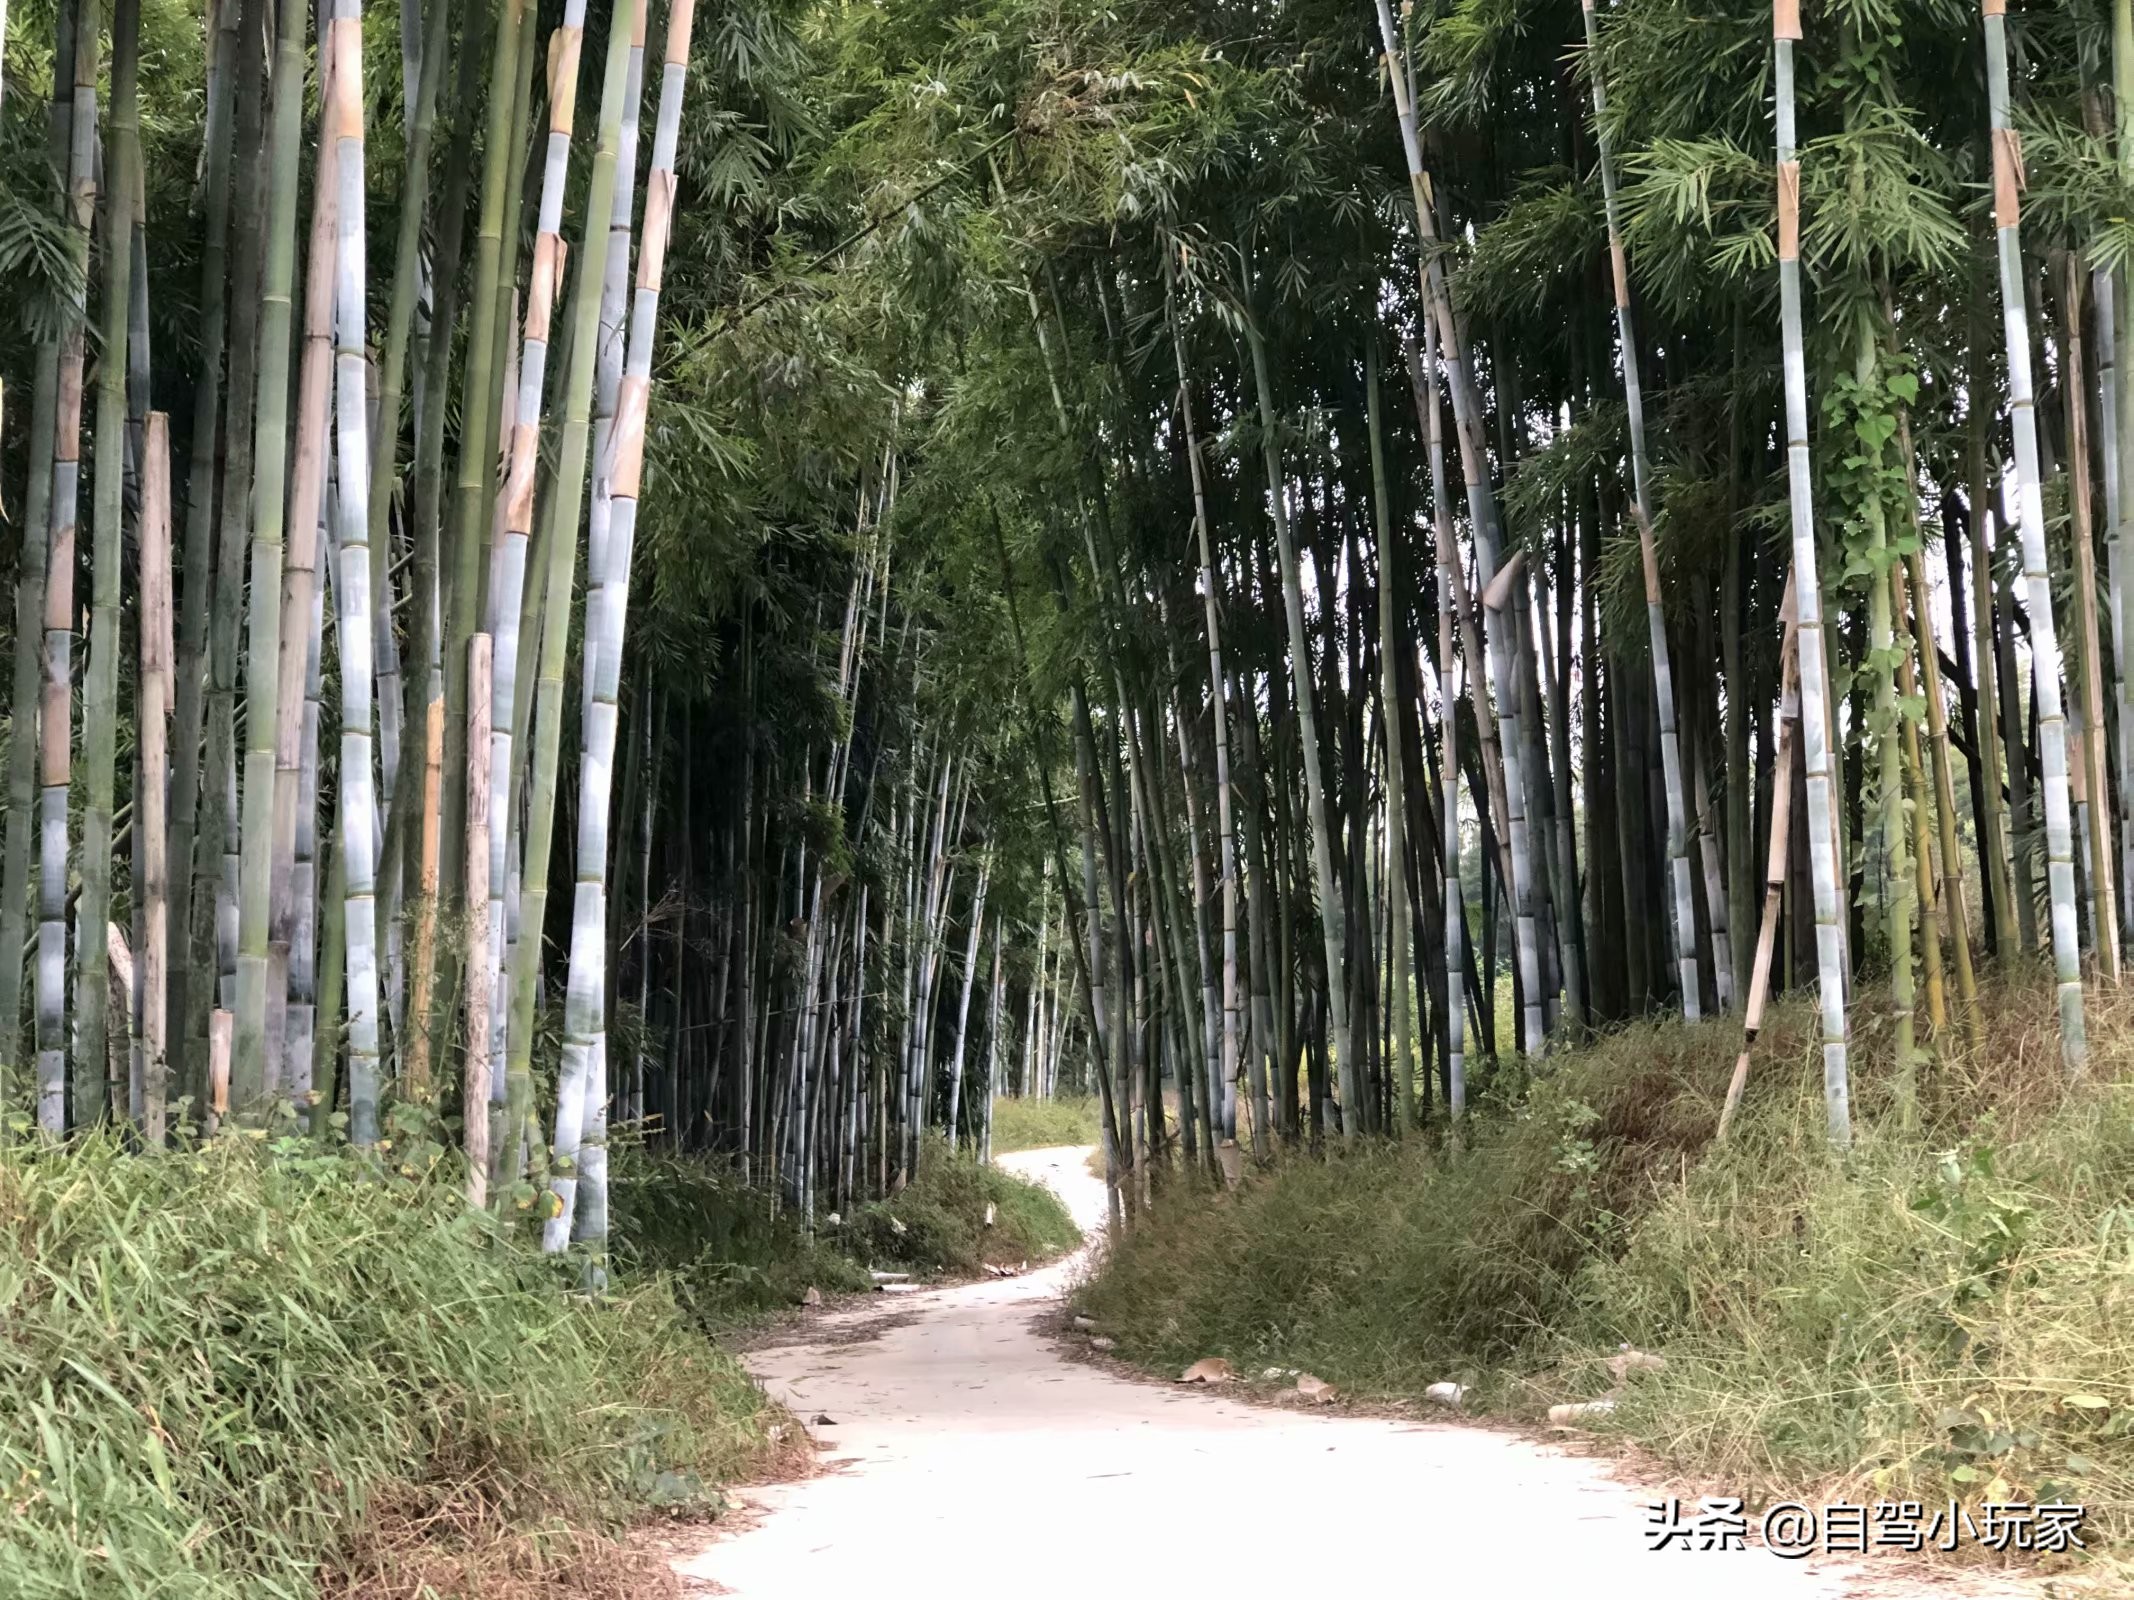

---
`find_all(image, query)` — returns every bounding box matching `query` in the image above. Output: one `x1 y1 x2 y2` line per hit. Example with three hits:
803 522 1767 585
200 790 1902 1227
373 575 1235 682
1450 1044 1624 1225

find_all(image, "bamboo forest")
11 0 2134 1590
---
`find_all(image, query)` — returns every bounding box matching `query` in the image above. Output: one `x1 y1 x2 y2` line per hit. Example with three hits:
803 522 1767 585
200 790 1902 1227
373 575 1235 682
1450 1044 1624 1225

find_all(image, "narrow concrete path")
675 1147 2042 1599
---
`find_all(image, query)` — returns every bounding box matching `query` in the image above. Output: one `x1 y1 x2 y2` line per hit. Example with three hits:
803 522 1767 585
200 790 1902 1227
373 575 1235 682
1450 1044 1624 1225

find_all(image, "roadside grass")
988 1094 1102 1152
0 1135 791 1600
1082 971 2134 1550
4 1124 1078 1598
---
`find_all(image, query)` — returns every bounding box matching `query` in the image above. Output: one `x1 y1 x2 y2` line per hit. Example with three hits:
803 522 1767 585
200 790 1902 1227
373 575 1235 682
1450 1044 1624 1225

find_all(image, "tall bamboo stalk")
548 0 677 1242
76 0 142 1124
327 0 385 1141
231 0 314 1109
272 27 341 1109
1365 341 1415 1128
1165 255 1250 1156
1983 0 2088 1070
1580 0 1706 1016
1245 321 1357 1138
1375 0 1546 1054
0 0 82 1094
140 415 173 1144
1774 0 1852 1143
1423 317 1465 1120
2061 258 2119 979
492 0 596 1178
38 0 99 1132
2114 0 2134 942
1968 395 2019 953
517 0 640 1208
464 634 493 1206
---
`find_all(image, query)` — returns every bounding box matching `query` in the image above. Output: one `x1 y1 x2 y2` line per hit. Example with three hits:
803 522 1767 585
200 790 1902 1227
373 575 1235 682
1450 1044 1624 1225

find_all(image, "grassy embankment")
2 1134 1074 1598
1082 975 2134 1554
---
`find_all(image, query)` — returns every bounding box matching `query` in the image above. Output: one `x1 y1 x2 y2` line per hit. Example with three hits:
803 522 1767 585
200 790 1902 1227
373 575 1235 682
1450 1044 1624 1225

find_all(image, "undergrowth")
0 1136 790 1600
616 1136 1079 1326
988 1095 1101 1153
1082 971 2134 1553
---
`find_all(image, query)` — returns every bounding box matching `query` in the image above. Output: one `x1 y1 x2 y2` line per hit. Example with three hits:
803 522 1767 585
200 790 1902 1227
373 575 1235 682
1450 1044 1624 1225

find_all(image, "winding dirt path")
674 1147 2046 1599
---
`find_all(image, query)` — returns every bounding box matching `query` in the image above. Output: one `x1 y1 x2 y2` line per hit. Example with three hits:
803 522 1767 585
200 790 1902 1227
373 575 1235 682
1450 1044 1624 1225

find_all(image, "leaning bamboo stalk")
1718 586 1799 1141
516 0 641 1212
37 0 100 1132
1375 0 1546 1053
1773 0 1853 1142
231 0 315 1110
327 0 385 1142
1580 0 1709 1016
140 414 173 1145
1899 548 1981 1040
2061 258 2119 979
1982 0 2088 1070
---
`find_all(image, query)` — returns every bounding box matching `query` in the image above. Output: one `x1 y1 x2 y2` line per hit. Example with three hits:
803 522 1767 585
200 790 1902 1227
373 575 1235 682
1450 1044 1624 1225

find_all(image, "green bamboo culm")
327 0 386 1144
1772 0 1853 1145
230 0 315 1115
73 0 141 1127
506 0 642 1192
1579 0 1712 1017
1980 0 2087 1072
1245 316 1357 1139
38 0 100 1133
165 0 245 1113
488 0 592 1192
0 0 82 1106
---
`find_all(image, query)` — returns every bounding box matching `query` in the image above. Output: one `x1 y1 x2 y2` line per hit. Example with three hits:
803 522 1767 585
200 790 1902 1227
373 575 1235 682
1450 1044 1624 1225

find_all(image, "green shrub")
839 1137 1080 1273
0 1136 785 1599
988 1095 1101 1153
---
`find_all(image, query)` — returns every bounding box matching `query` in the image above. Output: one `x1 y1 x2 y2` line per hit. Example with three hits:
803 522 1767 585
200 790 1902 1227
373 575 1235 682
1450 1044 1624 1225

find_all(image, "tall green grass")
0 1137 784 1599
1082 978 2134 1546
988 1095 1101 1153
